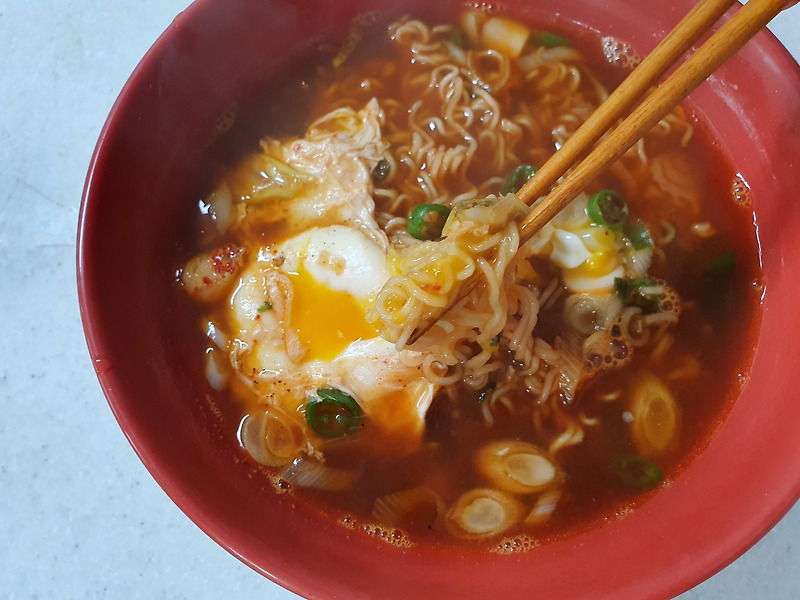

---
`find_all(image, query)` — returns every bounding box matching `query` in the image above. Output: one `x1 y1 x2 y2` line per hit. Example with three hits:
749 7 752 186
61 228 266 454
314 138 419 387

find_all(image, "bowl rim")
77 1 800 598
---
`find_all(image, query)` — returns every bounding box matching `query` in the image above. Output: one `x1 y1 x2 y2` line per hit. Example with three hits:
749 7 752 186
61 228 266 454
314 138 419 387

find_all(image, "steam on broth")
177 10 760 546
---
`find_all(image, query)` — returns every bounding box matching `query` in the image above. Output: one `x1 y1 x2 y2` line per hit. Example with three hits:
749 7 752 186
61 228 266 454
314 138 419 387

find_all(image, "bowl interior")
78 0 800 598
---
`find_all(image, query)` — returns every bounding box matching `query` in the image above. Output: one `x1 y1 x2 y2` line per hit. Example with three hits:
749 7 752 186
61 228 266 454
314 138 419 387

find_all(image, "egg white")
538 193 626 294
226 224 436 448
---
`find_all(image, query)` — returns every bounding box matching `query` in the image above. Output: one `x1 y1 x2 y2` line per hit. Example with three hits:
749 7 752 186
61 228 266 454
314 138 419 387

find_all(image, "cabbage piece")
373 486 445 527
225 99 389 246
229 154 315 203
280 456 357 492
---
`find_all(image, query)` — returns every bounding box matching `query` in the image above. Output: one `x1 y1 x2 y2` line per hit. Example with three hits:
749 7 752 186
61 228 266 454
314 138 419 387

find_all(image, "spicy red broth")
173 9 761 548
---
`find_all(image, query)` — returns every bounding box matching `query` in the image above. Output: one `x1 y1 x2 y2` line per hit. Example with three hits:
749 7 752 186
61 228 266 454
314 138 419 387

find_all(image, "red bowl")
77 0 800 598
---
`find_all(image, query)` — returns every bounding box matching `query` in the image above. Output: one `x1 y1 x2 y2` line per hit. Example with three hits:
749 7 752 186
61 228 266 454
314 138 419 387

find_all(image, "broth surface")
176 10 761 548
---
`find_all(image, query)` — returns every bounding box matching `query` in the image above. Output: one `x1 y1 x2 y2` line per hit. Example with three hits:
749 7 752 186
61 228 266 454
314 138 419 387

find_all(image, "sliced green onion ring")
305 388 362 438
408 203 451 240
626 219 654 250
587 189 629 231
502 164 538 195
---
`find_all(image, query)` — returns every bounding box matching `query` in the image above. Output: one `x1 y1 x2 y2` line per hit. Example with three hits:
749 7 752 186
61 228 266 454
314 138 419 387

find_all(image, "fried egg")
538 193 625 294
226 224 436 451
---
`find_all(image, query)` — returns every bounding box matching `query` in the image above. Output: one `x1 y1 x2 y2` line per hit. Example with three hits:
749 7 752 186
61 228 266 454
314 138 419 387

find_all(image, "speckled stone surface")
1 2 798 598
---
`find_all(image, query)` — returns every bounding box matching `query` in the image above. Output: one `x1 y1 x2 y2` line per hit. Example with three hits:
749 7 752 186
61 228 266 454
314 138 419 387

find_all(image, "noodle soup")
176 10 760 546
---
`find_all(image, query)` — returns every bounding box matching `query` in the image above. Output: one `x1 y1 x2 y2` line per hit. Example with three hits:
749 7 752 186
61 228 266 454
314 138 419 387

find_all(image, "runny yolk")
287 268 379 362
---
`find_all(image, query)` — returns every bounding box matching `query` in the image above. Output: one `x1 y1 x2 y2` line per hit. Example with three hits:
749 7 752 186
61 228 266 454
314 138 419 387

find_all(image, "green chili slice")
611 454 663 488
626 219 654 250
535 31 571 48
587 190 628 231
502 164 538 195
407 203 451 240
305 388 362 438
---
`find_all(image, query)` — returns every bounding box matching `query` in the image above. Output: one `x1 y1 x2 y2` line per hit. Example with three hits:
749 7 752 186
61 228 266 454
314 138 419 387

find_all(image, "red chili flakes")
211 243 245 274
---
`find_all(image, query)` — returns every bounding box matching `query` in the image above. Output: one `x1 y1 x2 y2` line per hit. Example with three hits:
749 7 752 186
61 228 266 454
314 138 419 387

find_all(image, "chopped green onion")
502 164 538 195
257 301 273 312
407 203 451 240
534 31 571 48
705 250 736 276
478 381 497 404
305 388 362 438
613 277 659 314
610 454 663 488
631 295 659 314
450 29 464 48
626 219 654 250
371 159 390 184
587 190 628 231
614 277 655 298
489 332 502 347
613 277 628 299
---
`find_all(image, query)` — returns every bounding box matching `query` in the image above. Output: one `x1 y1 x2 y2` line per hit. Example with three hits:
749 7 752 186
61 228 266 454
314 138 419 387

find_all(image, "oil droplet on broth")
613 504 635 520
339 515 415 548
266 471 293 494
492 534 540 555
601 36 641 69
731 174 752 208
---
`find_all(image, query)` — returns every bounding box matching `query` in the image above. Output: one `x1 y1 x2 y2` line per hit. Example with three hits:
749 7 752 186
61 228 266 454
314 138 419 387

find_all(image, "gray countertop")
1 1 798 598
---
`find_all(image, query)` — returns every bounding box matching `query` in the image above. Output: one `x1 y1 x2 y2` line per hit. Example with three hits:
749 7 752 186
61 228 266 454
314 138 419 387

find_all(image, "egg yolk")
582 250 618 276
287 268 380 362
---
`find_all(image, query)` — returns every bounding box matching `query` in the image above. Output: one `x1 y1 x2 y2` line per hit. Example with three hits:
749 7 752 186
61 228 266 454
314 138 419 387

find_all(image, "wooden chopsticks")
514 0 737 209
517 0 788 238
407 0 788 344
